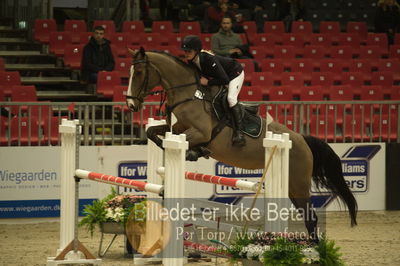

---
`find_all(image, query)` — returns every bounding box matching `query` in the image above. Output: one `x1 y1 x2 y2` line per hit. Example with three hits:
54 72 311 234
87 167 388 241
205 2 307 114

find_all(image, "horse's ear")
139 46 146 56
128 48 136 56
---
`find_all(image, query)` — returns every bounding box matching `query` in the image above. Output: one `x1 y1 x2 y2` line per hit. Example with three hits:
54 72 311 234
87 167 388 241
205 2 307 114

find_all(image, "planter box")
241 259 320 266
100 222 125 234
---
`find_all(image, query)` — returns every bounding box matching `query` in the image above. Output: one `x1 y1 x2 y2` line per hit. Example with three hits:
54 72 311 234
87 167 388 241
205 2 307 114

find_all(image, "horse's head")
126 47 162 112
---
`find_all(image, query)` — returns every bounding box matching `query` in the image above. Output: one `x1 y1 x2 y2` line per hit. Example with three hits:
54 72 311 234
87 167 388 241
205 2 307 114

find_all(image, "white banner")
0 142 386 218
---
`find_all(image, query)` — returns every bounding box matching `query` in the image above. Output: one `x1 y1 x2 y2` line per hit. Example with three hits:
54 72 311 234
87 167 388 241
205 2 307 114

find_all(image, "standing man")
211 15 249 58
81 26 115 83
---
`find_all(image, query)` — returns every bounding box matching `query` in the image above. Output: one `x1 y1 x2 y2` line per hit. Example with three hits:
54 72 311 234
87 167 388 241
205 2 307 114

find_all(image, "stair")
0 22 96 101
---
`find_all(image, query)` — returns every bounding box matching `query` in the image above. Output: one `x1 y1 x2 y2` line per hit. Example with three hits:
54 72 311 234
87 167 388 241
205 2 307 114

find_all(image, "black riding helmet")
181 35 202 52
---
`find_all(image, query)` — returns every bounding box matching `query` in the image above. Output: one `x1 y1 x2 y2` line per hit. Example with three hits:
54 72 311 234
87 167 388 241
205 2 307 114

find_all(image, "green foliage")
262 237 305 266
227 228 255 259
79 187 145 237
315 234 344 266
79 197 108 237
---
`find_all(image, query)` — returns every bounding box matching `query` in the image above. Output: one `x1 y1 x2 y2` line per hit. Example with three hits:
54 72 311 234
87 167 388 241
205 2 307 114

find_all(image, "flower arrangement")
79 187 146 236
226 230 344 266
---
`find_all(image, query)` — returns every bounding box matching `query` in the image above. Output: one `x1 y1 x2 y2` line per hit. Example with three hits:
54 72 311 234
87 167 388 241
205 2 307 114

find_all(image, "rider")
181 35 246 147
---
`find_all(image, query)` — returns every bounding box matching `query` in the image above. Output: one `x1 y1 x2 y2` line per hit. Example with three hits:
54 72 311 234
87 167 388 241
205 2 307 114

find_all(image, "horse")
125 47 357 239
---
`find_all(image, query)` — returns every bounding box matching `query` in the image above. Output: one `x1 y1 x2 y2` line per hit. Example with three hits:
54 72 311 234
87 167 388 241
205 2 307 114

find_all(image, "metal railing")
1 101 399 146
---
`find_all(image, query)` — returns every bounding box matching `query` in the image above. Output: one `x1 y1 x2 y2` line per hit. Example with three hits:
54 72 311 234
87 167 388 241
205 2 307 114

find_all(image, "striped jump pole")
157 167 259 192
74 169 164 196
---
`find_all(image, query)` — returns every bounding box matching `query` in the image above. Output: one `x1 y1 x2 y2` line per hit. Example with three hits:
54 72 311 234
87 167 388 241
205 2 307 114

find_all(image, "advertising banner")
0 142 386 219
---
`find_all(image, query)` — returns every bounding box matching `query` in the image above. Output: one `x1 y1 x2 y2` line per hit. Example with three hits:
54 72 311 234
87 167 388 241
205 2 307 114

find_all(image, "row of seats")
34 19 372 37
46 31 394 56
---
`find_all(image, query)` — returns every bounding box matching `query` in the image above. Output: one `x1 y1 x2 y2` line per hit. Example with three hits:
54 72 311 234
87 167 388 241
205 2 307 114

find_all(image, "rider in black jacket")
181 35 245 147
81 26 115 83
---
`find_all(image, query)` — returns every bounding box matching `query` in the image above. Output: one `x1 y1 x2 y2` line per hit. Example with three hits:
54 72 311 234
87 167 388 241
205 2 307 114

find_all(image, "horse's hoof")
186 150 199 161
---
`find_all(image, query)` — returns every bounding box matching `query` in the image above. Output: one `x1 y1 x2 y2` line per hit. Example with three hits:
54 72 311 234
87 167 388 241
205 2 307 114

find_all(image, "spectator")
211 16 252 58
374 0 400 44
276 0 306 32
205 0 236 33
81 26 115 84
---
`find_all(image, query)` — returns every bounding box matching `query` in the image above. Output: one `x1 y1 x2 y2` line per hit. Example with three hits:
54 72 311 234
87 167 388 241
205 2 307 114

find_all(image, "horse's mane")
134 49 198 74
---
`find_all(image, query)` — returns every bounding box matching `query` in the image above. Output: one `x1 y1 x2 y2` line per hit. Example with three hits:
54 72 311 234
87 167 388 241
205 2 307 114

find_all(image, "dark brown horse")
126 48 357 239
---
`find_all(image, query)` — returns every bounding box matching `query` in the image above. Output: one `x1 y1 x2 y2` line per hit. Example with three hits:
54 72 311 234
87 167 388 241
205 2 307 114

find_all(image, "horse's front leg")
146 124 170 148
181 126 212 161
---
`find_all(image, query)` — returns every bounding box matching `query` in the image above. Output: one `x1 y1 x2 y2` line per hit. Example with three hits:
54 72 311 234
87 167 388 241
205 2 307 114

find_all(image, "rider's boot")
231 103 246 147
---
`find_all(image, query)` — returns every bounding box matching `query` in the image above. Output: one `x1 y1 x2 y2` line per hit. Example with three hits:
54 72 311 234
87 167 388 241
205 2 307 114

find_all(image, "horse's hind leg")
290 197 319 242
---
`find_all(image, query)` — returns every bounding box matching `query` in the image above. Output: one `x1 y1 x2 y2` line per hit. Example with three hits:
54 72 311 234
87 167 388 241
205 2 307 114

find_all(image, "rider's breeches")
227 71 244 107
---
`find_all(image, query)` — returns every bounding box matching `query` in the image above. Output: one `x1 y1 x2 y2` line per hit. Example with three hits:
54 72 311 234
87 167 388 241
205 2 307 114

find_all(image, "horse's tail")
303 135 358 226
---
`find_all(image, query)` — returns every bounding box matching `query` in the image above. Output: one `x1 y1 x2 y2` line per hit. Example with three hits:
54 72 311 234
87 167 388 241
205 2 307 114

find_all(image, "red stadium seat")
64 20 87 43
366 33 388 48
109 33 130 57
199 33 212 50
64 44 85 69
92 20 116 35
264 21 285 33
242 21 257 34
291 21 312 34
34 19 56 43
271 45 296 59
309 33 335 46
389 45 400 58
114 58 132 78
357 45 387 59
239 86 263 101
49 32 72 56
122 21 145 33
336 33 361 47
371 71 394 87
179 22 201 34
288 58 314 73
96 71 121 98
303 45 326 59
268 86 295 101
280 72 305 90
10 117 42 146
329 45 354 59
152 21 174 33
0 71 21 96
78 32 92 44
343 114 369 142
341 72 367 87
43 116 65 145
282 33 305 46
346 21 368 40
249 46 267 60
319 59 345 74
348 59 372 73
372 114 398 142
319 21 340 34
253 33 281 46
308 114 339 142
259 59 285 73
236 59 255 83
311 72 335 87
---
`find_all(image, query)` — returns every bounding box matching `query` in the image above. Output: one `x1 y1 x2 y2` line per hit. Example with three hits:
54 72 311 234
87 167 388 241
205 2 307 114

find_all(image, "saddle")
196 86 263 138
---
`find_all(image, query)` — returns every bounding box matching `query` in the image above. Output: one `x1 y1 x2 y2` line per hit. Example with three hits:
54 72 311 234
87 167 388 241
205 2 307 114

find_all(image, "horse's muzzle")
126 99 141 112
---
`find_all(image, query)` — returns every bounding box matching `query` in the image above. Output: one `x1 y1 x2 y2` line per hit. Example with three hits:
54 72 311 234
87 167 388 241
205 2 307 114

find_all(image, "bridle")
126 52 199 105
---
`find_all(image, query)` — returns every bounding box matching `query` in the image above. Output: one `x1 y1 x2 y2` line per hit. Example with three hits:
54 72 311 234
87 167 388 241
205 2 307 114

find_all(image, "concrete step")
0 37 27 43
5 64 63 71
0 50 44 56
21 76 79 84
37 90 95 98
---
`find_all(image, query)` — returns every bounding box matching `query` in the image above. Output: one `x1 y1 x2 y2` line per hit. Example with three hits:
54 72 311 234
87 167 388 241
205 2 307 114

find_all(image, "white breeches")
227 71 244 107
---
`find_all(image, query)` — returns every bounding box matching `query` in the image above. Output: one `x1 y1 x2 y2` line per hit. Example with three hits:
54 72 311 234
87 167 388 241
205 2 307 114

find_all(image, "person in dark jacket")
181 35 245 147
81 26 115 83
374 0 400 44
